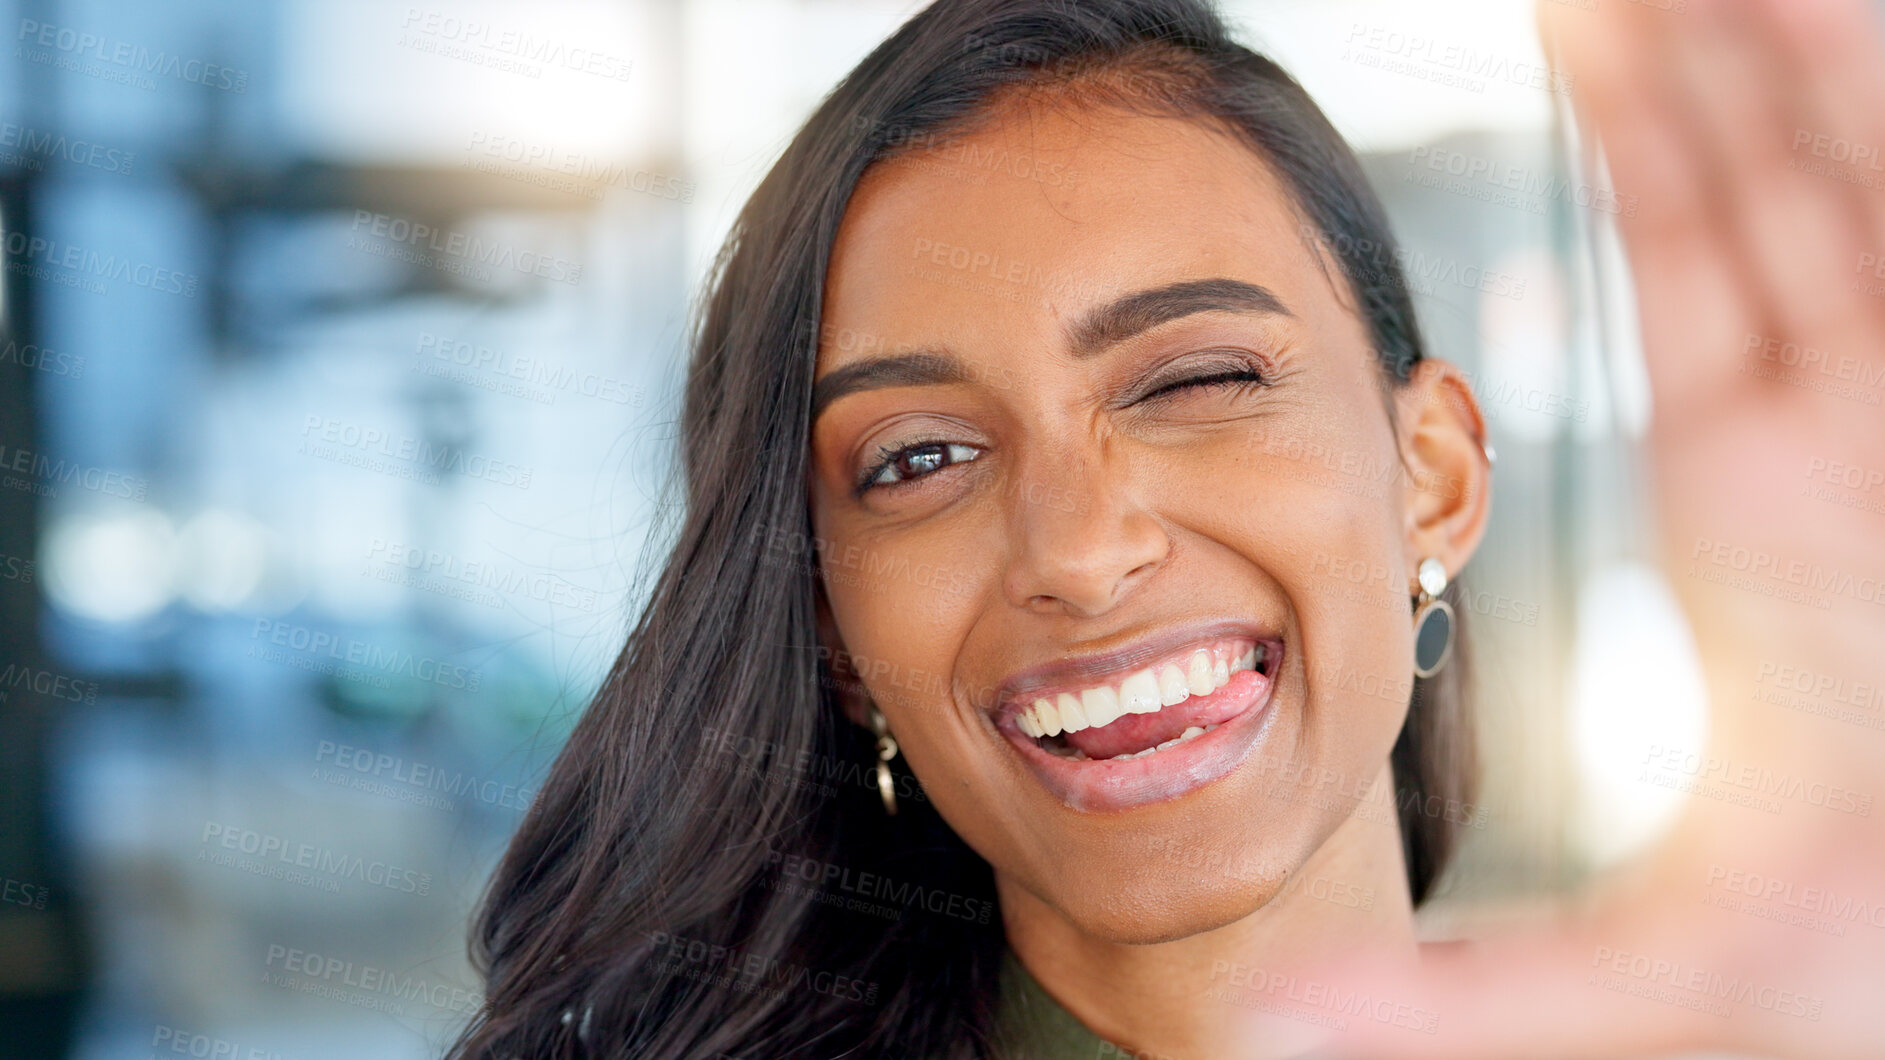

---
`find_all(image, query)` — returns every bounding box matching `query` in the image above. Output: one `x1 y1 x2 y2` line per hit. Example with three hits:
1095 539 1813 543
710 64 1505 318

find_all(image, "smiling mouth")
1004 635 1274 763
994 628 1284 812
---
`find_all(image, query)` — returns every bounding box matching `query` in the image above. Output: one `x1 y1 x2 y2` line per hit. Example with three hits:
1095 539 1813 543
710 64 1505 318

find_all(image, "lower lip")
1000 662 1280 812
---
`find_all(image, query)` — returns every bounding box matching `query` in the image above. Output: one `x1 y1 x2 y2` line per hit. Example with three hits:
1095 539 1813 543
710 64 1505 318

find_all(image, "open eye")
858 441 982 493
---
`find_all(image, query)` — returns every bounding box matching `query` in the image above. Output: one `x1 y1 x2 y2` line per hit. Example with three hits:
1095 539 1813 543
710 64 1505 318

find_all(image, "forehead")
817 99 1332 375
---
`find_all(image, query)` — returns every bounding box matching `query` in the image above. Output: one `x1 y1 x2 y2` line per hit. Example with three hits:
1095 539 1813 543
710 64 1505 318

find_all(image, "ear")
813 578 875 729
1393 359 1493 593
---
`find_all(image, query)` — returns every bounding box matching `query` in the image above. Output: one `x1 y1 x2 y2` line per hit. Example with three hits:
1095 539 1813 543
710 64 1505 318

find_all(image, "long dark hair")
448 1 1475 1056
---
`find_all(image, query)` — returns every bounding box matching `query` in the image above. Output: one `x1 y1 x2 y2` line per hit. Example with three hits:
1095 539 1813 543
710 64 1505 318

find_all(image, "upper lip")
989 619 1276 721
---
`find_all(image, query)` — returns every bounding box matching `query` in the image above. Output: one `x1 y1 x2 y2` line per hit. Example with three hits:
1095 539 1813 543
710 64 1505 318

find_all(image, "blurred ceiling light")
1479 246 1571 445
175 509 271 613
1223 0 1555 153
44 507 178 623
1568 561 1709 868
283 0 657 165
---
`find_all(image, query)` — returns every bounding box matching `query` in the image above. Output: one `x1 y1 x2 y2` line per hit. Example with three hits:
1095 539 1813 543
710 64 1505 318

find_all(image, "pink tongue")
1061 670 1264 760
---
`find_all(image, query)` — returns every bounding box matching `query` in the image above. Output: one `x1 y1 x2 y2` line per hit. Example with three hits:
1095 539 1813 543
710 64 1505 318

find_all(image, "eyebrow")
808 277 1291 422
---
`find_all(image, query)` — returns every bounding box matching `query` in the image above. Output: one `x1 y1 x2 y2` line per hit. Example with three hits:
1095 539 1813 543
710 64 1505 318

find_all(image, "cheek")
816 523 995 746
814 529 1039 879
1134 414 1415 755
1262 447 1415 771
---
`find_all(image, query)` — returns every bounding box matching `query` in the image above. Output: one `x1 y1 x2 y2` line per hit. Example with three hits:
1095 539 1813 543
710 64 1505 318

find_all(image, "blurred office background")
0 0 1706 1057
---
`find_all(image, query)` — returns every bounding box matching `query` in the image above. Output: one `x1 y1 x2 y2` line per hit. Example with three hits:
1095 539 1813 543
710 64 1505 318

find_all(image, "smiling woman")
445 1 1493 1058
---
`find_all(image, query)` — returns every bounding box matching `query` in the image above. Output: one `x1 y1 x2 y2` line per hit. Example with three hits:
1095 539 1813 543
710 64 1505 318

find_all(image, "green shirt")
992 949 1116 1059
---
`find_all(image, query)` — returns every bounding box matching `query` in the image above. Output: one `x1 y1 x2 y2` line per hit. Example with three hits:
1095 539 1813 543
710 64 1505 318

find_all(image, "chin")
1024 809 1333 945
1062 888 1287 946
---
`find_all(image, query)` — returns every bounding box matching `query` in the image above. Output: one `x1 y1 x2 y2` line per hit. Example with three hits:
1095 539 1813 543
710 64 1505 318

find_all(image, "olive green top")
992 949 1116 1059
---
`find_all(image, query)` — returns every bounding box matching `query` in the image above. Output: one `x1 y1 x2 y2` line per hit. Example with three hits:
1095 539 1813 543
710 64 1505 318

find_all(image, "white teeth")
1034 697 1062 737
1081 685 1123 728
1019 709 1041 738
1057 692 1088 733
1016 644 1264 742
1186 651 1215 696
1023 698 1048 737
1157 664 1190 706
1119 669 1162 715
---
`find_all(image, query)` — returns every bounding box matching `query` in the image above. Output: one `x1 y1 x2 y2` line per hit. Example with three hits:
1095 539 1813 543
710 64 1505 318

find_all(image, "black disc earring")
1412 557 1455 679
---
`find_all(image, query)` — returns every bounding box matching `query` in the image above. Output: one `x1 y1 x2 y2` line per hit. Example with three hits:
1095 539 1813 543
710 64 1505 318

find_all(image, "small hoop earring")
869 705 899 816
1411 557 1456 679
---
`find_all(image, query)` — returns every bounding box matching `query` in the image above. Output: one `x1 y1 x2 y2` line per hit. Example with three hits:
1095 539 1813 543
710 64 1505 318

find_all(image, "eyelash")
1137 366 1269 403
854 365 1270 495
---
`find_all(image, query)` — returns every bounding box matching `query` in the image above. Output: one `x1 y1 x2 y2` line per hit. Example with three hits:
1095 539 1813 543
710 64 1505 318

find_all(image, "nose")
1001 447 1171 618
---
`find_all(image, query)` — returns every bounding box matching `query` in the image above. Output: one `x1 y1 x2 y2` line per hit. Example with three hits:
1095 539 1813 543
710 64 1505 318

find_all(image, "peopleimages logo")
314 740 536 812
15 18 250 91
1641 745 1873 817
1792 128 1885 171
299 415 534 489
2 875 49 910
0 121 134 174
1589 946 1823 1021
398 8 635 82
1690 536 1885 608
151 1025 293 1060
413 331 645 407
1754 660 1885 711
764 847 994 924
1309 223 1529 302
200 821 433 896
0 444 147 500
0 339 84 378
1207 960 1440 1034
248 619 482 691
347 211 583 285
365 537 600 614
1706 863 1885 930
261 944 483 1017
0 662 98 704
1743 334 1885 388
0 231 198 296
647 930 880 1006
462 132 693 203
1344 23 1574 96
1403 146 1635 217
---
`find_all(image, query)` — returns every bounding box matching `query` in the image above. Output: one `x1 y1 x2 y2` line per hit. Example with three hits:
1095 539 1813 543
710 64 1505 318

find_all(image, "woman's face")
808 97 1488 942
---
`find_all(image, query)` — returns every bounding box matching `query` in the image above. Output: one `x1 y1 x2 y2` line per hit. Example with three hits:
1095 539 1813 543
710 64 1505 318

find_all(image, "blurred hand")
1291 0 1885 1056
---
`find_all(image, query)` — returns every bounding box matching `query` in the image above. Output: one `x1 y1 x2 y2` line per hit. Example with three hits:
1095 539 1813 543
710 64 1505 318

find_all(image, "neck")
997 760 1419 1060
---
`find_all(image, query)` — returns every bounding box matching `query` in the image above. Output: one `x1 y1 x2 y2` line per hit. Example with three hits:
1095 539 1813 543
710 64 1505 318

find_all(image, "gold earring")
1412 557 1456 679
868 705 899 816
